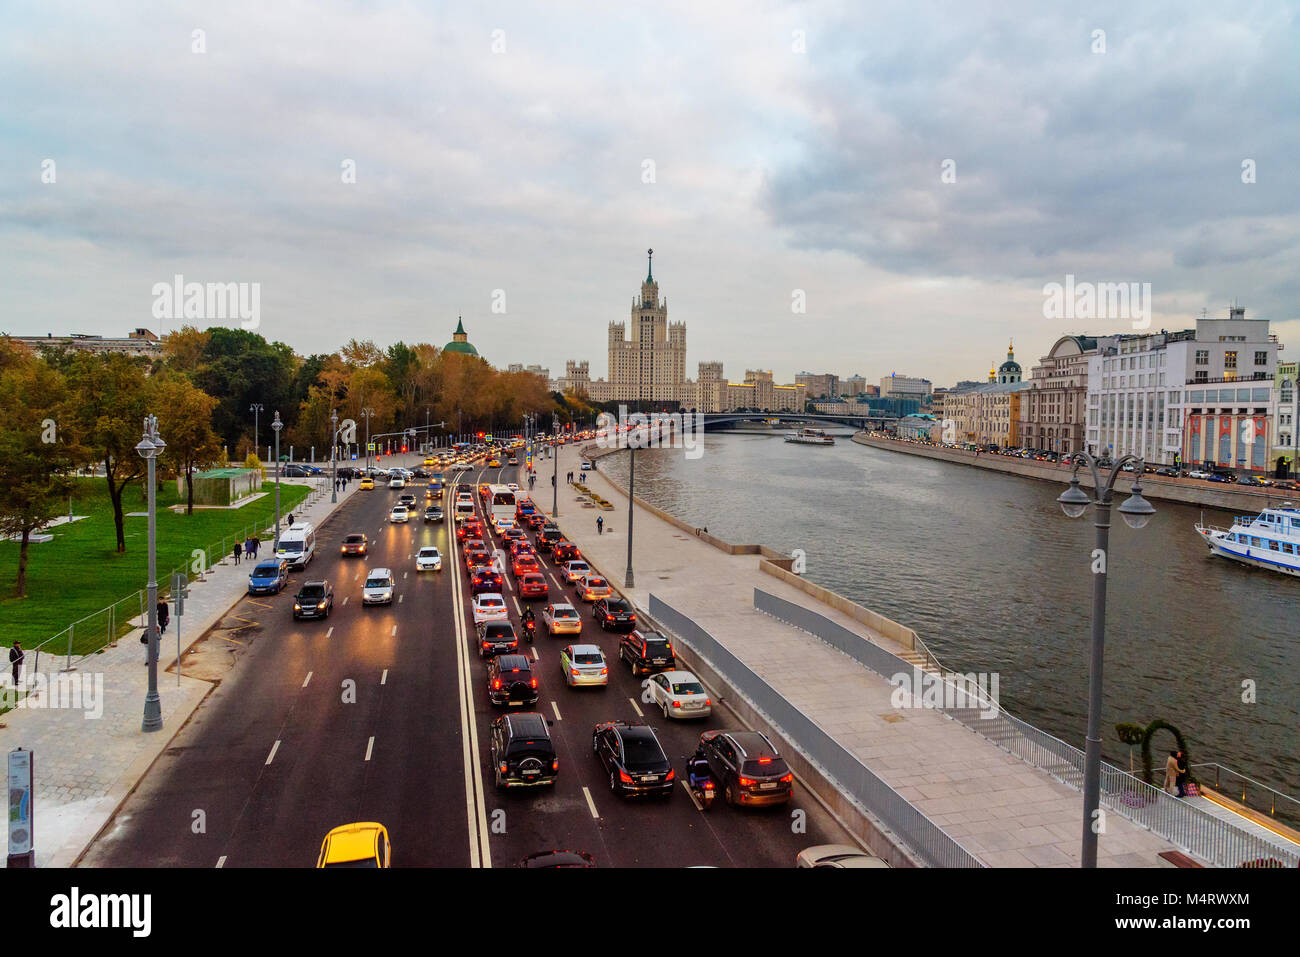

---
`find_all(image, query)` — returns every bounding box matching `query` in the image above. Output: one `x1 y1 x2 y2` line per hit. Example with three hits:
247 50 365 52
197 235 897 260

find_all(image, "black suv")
487 654 539 707
618 630 675 675
536 528 563 553
593 597 637 632
293 581 334 620
698 730 793 807
477 621 519 658
592 721 674 798
490 713 558 790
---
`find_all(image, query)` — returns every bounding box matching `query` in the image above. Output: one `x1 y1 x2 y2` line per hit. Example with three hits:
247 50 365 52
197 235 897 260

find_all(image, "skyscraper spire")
647 247 654 283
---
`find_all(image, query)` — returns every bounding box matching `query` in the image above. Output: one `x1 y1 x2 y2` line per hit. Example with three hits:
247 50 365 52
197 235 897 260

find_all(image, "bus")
487 484 516 531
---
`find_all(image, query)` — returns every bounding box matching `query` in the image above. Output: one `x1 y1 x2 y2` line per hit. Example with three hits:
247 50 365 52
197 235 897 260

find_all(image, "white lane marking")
325 627 334 638
550 701 561 721
391 625 397 636
681 778 704 811
216 856 227 868
365 736 375 761
404 572 408 579
265 740 281 765
381 669 388 685
582 786 599 819
532 646 539 661
450 502 491 869
549 573 562 588
399 594 404 604
512 596 521 614
302 671 312 687
342 596 349 605
629 697 643 716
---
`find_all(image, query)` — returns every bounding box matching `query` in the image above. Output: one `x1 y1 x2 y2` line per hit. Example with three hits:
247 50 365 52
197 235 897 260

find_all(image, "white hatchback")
415 546 442 572
362 568 395 605
472 592 509 626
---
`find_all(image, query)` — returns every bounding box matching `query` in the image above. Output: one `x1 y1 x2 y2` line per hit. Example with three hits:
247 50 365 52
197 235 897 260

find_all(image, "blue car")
248 559 290 595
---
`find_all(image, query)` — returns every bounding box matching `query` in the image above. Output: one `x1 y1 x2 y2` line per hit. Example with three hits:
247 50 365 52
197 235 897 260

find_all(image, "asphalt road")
81 454 857 868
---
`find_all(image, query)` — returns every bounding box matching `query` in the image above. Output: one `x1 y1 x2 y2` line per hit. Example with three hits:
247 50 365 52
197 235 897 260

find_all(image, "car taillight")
758 757 772 764
780 773 793 783
628 614 635 621
600 668 607 675
666 769 675 781
619 769 633 784
739 776 755 787
605 614 613 621
705 699 711 706
672 700 681 708
493 679 501 689
530 678 538 688
703 780 715 790
499 763 508 773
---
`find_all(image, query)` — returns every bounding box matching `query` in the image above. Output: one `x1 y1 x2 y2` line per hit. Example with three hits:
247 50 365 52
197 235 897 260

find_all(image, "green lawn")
0 478 310 657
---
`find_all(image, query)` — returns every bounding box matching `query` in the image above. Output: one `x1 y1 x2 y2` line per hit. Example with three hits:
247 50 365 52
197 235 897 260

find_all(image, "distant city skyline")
3 2 1297 385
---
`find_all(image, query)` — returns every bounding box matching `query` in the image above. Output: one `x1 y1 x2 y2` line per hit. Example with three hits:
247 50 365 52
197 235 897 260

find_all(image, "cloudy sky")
3 1 1297 386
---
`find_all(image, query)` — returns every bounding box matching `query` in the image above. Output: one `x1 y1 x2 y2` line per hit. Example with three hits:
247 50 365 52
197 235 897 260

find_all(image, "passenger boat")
1195 505 1300 578
783 427 835 446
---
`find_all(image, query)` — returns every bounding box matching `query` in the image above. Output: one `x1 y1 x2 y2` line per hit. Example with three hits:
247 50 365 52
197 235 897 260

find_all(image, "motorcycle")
685 752 715 810
522 616 536 643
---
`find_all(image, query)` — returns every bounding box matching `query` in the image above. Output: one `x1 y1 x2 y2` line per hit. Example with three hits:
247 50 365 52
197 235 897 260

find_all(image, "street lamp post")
330 409 339 504
362 407 374 472
135 415 166 733
272 411 283 551
552 413 560 517
250 403 263 459
1057 452 1156 868
625 416 637 588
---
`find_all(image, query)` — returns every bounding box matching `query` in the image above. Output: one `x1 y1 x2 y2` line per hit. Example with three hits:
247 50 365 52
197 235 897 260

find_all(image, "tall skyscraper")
589 250 687 405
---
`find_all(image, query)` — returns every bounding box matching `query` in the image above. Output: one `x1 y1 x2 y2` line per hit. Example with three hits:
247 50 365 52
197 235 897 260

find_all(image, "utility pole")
552 412 560 517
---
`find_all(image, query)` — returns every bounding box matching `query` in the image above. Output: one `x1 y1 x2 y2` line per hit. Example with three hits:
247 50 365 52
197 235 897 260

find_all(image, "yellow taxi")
317 822 391 868
359 477 375 490
487 457 501 468
424 457 435 466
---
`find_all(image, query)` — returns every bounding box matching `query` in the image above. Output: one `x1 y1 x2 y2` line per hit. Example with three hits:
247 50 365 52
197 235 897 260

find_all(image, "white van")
454 498 475 521
276 522 316 569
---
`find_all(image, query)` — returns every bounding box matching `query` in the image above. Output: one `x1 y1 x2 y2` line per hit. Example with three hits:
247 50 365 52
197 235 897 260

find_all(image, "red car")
552 541 581 563
513 554 541 578
518 572 548 600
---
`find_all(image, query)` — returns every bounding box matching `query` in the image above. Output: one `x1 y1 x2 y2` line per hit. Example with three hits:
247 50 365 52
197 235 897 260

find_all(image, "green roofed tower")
443 316 479 356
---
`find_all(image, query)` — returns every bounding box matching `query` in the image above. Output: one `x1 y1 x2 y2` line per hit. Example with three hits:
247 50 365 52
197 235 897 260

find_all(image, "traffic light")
478 432 485 439
401 445 408 453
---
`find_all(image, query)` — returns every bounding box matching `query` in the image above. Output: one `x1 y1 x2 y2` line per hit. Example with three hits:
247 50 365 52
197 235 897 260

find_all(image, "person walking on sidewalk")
286 512 295 526
232 542 242 565
157 598 170 635
244 537 254 561
9 640 23 688
596 515 604 535
252 535 260 557
1164 751 1180 795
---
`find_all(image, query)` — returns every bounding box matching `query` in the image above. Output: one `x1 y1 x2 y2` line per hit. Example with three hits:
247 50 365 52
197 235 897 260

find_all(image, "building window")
1255 351 1267 365
1225 351 1238 369
1195 350 1209 366
1194 371 1208 383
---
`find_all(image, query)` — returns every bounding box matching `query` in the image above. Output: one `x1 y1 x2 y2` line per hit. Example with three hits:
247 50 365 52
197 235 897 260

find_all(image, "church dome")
443 317 479 356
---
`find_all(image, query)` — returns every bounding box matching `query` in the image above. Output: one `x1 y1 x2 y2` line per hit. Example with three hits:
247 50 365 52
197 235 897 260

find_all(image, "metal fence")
754 587 1300 869
649 593 984 868
21 479 328 678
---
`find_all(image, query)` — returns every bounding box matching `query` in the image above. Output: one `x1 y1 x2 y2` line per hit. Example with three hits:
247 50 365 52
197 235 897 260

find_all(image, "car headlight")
294 603 302 610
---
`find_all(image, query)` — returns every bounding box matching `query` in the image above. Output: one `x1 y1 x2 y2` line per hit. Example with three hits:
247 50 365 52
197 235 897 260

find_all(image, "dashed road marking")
532 647 539 661
512 596 521 614
325 627 334 638
399 594 404 603
680 778 705 811
381 669 388 684
391 625 397 636
342 596 349 605
265 740 281 765
365 736 375 761
216 856 227 868
551 701 561 721
629 697 643 717
302 671 312 687
582 786 599 819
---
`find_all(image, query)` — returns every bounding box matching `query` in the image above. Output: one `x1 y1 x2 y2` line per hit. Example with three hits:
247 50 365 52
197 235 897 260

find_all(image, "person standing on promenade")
9 641 23 688
1164 751 1180 795
232 542 242 565
1175 750 1188 797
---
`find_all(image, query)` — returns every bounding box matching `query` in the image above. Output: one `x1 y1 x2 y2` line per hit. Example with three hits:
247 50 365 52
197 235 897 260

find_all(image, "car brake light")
705 699 711 706
672 700 681 708
628 614 635 621
666 769 675 781
493 679 501 689
739 776 755 787
499 763 508 773
619 769 633 784
758 757 773 764
530 678 538 688
552 759 559 771
780 773 793 783
600 668 608 675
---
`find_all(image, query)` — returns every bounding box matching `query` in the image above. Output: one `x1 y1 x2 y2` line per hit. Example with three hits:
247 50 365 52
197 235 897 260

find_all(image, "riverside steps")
852 432 1296 512
543 442 1194 867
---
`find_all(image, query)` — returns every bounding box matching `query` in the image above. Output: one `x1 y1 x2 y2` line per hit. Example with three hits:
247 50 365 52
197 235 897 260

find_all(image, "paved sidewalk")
543 443 1188 867
0 476 357 867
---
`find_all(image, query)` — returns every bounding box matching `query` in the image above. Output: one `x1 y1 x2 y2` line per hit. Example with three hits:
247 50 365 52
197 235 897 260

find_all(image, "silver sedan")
644 670 711 719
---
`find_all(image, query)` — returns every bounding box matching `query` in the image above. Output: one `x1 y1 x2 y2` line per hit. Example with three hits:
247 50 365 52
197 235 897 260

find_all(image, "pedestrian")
157 598 170 635
286 512 295 526
232 542 242 565
596 515 604 534
9 640 23 688
252 535 260 557
1175 750 1188 798
1164 750 1179 796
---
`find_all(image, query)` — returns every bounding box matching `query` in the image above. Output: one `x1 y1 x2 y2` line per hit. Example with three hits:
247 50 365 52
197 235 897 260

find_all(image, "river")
596 431 1300 800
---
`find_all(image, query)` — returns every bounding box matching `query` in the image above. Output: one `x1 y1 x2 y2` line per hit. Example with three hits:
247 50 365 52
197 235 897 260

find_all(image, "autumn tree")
154 374 222 514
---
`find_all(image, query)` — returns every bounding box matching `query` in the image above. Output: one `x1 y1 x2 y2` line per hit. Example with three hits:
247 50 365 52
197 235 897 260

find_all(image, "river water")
597 431 1300 799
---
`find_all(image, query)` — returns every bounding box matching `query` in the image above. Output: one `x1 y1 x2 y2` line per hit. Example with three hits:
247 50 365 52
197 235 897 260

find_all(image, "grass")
0 477 311 657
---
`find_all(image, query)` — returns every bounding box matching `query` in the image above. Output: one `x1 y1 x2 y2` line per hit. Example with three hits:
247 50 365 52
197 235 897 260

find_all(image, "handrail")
1190 762 1300 822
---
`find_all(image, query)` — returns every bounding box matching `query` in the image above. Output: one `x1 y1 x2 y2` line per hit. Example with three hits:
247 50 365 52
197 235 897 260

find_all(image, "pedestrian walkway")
545 443 1192 867
0 476 356 867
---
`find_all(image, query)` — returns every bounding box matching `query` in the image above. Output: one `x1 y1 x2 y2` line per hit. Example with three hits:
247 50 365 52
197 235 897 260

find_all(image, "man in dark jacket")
9 641 23 688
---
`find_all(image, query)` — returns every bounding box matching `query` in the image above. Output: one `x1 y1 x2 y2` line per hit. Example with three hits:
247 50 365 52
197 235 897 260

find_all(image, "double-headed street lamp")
330 409 339 503
552 413 560 516
362 407 374 471
625 414 639 588
1057 452 1156 868
272 411 283 551
135 415 166 733
250 403 264 458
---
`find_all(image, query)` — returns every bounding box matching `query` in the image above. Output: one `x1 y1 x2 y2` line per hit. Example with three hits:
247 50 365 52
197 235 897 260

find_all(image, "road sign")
367 442 376 452
486 434 493 442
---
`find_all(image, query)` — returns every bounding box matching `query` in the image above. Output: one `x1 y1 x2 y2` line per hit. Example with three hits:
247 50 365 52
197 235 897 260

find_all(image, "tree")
155 374 221 515
64 351 153 553
192 328 296 449
0 345 85 595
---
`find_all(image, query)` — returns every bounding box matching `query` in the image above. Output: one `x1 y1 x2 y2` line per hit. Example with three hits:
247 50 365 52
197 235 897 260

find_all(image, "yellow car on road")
359 477 375 490
317 822 391 868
